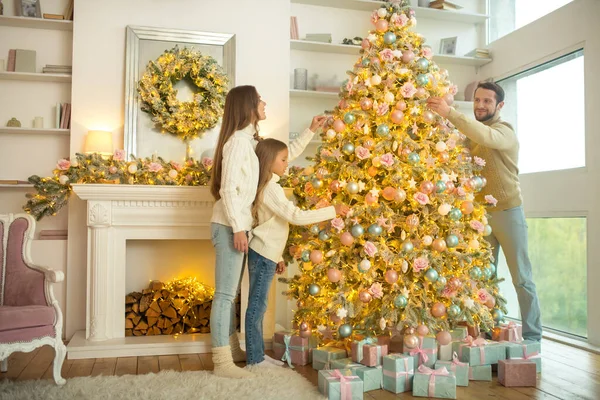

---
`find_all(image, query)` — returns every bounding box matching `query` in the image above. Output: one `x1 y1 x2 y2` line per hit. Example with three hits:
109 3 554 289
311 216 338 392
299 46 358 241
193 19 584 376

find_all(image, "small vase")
6 117 21 127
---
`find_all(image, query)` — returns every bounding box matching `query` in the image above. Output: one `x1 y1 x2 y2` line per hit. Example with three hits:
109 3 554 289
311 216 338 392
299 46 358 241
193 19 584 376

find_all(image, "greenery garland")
137 46 229 142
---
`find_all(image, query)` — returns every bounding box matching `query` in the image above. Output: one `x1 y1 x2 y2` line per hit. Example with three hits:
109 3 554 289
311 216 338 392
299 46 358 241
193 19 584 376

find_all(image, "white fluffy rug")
0 366 325 400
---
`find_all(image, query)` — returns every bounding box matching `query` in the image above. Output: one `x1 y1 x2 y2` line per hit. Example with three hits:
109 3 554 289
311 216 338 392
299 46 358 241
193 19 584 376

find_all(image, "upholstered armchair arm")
42 268 65 283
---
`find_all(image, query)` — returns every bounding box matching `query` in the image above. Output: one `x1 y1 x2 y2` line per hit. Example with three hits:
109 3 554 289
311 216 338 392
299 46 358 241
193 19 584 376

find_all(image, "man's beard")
475 109 495 122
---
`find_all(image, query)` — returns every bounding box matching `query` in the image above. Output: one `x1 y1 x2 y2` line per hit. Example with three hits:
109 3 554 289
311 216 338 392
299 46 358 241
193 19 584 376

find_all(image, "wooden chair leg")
53 342 67 385
1 358 7 373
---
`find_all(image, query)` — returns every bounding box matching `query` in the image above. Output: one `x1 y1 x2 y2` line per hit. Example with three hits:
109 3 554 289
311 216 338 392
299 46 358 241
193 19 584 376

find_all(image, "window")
496 50 585 174
497 217 587 338
489 0 574 43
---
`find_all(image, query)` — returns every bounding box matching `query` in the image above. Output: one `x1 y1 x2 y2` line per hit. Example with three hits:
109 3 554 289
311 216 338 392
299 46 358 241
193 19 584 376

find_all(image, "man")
427 82 542 341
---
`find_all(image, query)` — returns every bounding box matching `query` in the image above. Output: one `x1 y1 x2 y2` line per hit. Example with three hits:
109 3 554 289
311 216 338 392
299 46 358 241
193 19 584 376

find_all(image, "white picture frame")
439 36 458 56
18 0 42 18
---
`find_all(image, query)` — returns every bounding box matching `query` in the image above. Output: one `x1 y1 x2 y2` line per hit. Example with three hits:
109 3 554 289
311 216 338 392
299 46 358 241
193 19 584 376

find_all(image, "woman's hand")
309 115 327 132
233 231 248 253
276 261 287 275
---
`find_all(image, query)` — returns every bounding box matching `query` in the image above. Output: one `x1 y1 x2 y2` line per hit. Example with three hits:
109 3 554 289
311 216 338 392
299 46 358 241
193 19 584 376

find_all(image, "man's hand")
309 115 327 133
276 261 287 275
427 97 451 118
334 203 350 217
233 231 248 253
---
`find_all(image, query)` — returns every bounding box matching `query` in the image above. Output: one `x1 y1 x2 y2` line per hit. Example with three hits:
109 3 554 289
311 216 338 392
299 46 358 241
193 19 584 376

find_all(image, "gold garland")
138 46 229 142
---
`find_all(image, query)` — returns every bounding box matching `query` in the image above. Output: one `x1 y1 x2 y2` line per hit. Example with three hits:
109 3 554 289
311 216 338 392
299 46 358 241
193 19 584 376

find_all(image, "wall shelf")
0 71 72 83
290 89 339 99
291 39 361 55
0 184 34 188
433 54 492 67
413 7 489 24
0 15 73 31
291 0 384 12
0 127 70 136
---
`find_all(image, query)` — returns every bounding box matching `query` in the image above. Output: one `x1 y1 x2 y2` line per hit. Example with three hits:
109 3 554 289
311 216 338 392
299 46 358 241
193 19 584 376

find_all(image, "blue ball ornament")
301 250 311 262
351 224 365 238
482 267 493 280
416 73 430 87
424 268 439 282
319 230 331 241
394 295 408 308
384 32 397 44
376 124 390 137
447 304 461 318
416 57 430 71
312 178 323 189
448 208 463 221
445 234 459 248
436 275 447 288
487 263 497 275
338 323 353 338
343 112 356 125
469 266 482 280
308 283 321 296
401 240 414 252
471 176 483 190
342 143 355 155
310 225 320 235
361 58 371 67
492 309 505 322
367 223 383 237
346 182 359 194
435 180 447 193
407 152 420 165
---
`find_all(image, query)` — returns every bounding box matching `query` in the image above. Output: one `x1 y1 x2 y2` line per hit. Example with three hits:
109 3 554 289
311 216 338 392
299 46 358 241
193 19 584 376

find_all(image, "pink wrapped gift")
378 334 404 353
495 321 523 342
498 359 536 387
351 337 376 363
362 344 388 367
272 331 311 366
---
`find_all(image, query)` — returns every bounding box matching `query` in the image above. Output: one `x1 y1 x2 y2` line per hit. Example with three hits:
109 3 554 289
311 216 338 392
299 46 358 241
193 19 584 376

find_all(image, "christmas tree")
282 0 506 345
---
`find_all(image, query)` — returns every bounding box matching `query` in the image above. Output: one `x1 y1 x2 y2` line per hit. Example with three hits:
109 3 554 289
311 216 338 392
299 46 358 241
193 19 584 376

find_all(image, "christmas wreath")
137 46 229 142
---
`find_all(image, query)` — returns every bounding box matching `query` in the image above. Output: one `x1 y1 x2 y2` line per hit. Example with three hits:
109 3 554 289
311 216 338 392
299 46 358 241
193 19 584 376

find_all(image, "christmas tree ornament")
447 304 461 318
407 152 420 164
339 324 353 338
492 309 505 322
384 31 397 44
401 240 414 252
368 223 383 236
327 268 342 283
396 100 407 110
394 295 408 308
403 334 419 349
390 109 404 124
416 73 429 86
416 57 429 71
346 182 359 194
424 268 439 282
385 269 399 284
360 97 373 110
308 284 321 296
311 178 323 189
359 290 372 303
375 19 389 32
310 225 320 235
436 331 452 346
469 266 482 280
431 302 446 317
376 124 390 137
432 238 447 252
445 234 459 248
343 112 356 124
416 324 429 336
351 224 365 237
301 250 311 262
333 119 346 132
448 208 463 221
483 225 493 236
435 180 447 193
342 143 355 155
310 250 323 264
319 230 331 241
402 50 415 63
340 232 355 246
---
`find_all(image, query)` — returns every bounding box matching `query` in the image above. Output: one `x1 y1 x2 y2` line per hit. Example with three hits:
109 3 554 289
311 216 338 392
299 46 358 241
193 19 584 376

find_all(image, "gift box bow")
409 336 438 365
418 365 451 397
355 337 376 362
383 357 413 389
325 369 360 400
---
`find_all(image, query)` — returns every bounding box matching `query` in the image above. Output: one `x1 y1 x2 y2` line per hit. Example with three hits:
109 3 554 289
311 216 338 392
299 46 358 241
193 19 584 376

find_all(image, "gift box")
452 337 505 366
498 359 537 387
435 352 469 387
468 364 492 381
351 338 376 363
382 354 414 393
331 358 364 374
404 336 438 368
458 321 480 338
313 346 348 370
272 331 312 366
378 334 404 353
493 322 523 343
318 369 363 400
449 327 469 341
355 365 383 392
362 344 388 367
412 365 457 399
505 340 541 372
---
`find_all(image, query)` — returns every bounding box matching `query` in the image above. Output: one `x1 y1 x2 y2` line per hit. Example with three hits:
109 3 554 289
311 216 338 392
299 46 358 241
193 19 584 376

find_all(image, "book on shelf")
57 103 71 129
7 49 16 72
43 13 64 20
14 49 36 73
429 0 463 10
290 16 299 40
64 0 74 21
0 179 30 185
465 48 491 58
305 33 332 43
39 229 68 240
42 65 72 74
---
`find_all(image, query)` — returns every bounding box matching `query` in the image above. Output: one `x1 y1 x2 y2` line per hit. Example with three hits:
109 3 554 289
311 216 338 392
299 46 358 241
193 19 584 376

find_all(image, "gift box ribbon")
325 369 360 400
383 357 413 389
448 351 467 374
281 334 295 369
501 321 522 342
409 336 437 366
458 335 487 364
418 364 450 398
356 337 375 362
512 344 540 361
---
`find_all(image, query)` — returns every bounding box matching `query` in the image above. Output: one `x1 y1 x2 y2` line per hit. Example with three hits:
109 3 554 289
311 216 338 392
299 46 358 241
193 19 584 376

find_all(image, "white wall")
478 0 600 344
65 0 290 338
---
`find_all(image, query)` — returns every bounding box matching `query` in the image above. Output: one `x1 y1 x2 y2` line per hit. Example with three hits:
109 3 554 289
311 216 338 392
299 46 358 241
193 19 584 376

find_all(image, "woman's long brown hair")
210 85 262 200
252 138 288 225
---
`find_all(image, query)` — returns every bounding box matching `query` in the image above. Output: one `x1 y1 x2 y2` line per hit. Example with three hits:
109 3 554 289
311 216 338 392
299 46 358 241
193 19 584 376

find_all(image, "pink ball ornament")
449 277 463 290
365 192 378 206
385 269 399 284
416 324 429 336
299 329 312 338
391 110 404 124
382 186 397 201
402 50 415 63
360 97 373 111
370 75 382 86
436 331 452 346
310 250 323 264
438 152 450 163
370 57 381 68
420 180 435 194
443 93 455 106
422 110 435 124
432 238 447 252
340 232 355 246
416 88 427 98
375 19 389 32
327 268 342 283
299 322 309 331
445 181 455 193
329 180 341 193
394 188 407 203
486 296 496 309
361 38 371 49
460 201 474 215
396 100 407 110
333 119 346 133
403 334 419 349
431 302 447 318
359 290 372 303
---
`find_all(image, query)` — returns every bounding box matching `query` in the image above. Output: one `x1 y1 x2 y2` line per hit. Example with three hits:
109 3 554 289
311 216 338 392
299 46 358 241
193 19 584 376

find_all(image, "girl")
245 138 348 368
209 85 325 378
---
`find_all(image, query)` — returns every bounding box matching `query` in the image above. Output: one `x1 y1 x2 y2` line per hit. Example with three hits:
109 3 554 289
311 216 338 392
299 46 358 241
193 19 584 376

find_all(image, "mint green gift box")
403 336 438 368
313 346 347 370
468 365 492 381
449 327 468 340
435 359 469 387
412 366 457 399
382 353 414 394
505 340 542 372
318 369 363 400
452 339 505 366
355 365 383 392
331 358 363 374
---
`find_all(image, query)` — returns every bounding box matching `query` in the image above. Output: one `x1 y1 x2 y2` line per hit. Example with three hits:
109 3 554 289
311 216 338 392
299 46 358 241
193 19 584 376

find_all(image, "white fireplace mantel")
66 184 274 359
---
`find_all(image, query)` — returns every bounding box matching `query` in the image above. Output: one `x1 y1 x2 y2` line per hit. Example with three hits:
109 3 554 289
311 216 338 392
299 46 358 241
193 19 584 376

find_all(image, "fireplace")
66 184 275 359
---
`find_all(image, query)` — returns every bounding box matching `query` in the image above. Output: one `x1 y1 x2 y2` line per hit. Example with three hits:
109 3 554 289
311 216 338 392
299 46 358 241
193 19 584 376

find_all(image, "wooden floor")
1 339 599 399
